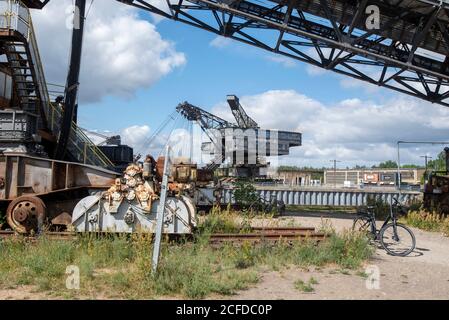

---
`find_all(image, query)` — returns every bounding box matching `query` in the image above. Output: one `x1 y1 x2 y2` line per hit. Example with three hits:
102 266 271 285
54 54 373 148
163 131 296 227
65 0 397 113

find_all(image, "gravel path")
231 211 449 300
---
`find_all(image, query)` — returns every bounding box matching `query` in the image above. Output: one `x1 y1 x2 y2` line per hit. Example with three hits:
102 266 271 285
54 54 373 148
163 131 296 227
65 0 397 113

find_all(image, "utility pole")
330 159 341 188
421 155 432 183
420 155 432 172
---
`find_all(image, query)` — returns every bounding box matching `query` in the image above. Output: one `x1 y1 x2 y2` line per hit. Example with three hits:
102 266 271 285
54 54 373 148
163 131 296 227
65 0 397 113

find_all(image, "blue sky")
31 0 449 168
78 9 395 131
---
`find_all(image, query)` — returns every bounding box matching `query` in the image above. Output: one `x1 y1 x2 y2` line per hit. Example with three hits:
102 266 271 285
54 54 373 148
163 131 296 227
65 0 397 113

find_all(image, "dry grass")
402 210 449 236
0 212 374 299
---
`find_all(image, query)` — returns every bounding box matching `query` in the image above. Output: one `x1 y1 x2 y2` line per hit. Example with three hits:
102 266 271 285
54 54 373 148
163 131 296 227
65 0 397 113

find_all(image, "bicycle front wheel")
379 223 416 256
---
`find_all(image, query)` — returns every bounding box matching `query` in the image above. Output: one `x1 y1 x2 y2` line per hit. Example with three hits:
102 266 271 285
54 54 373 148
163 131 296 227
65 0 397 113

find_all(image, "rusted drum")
6 196 46 234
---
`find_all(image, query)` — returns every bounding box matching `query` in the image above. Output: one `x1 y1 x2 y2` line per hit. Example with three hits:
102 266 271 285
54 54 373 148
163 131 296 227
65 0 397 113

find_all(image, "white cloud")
32 0 186 103
211 90 449 167
121 125 151 148
306 65 327 76
265 54 297 68
209 36 233 49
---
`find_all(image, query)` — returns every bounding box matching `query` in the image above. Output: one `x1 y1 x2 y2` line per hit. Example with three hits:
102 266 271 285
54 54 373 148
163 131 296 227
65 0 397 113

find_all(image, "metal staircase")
0 0 113 168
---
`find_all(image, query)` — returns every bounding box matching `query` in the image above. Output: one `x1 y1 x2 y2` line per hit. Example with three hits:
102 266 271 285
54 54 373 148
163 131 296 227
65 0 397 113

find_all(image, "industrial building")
324 168 425 187
269 168 323 186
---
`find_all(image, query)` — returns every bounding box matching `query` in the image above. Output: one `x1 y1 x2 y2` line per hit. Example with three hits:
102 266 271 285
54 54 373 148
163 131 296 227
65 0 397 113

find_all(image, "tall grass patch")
0 228 374 299
403 211 449 236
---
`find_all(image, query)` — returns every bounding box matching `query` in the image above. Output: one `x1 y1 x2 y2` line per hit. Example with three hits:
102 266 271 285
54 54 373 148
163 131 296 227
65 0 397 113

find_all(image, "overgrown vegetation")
232 180 259 209
0 213 374 299
294 277 318 293
402 210 449 236
285 205 357 214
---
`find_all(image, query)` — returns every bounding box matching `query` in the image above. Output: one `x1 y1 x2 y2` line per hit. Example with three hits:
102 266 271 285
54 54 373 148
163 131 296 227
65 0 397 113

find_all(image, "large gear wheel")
6 196 46 234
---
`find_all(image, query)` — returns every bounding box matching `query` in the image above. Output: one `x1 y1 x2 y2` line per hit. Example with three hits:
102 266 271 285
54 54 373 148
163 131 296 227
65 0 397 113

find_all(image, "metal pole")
55 0 86 160
397 142 401 194
420 155 432 171
152 146 171 274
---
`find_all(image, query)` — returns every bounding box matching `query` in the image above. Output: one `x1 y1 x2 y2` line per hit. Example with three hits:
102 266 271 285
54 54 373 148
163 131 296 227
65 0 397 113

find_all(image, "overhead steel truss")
227 95 259 129
118 0 449 107
176 101 235 129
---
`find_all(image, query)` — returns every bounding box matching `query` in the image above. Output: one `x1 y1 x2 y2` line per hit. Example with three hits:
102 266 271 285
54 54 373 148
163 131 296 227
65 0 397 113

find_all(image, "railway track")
0 227 326 244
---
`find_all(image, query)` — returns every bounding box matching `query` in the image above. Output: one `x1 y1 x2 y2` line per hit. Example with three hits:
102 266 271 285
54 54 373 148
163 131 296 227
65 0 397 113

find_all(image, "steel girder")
118 0 449 107
176 102 235 129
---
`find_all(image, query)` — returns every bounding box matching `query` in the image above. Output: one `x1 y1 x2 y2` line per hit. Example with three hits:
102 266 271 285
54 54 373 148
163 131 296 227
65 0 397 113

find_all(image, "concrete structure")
324 168 425 187
270 168 323 186
221 186 421 207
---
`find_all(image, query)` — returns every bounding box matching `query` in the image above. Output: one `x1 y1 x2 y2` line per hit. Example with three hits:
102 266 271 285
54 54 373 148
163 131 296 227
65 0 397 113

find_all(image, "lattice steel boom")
118 0 449 107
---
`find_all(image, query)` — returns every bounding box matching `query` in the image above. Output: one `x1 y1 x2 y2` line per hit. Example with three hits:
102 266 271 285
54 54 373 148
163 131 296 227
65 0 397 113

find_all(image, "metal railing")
0 0 113 167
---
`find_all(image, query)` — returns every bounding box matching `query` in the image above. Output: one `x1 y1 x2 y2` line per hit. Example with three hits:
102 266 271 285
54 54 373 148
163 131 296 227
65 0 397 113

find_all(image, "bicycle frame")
365 202 399 240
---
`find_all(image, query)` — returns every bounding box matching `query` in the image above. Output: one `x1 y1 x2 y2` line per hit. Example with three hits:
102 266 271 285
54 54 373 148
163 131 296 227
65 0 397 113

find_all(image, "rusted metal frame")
212 9 223 29
440 90 449 101
380 67 406 85
20 38 50 131
397 76 445 85
351 10 412 46
151 0 449 80
407 7 441 64
124 0 449 106
311 39 326 63
15 156 20 197
173 0 183 19
347 0 368 36
329 36 386 69
128 0 173 19
415 72 431 95
295 9 326 63
65 163 70 189
223 13 234 36
230 3 286 35
174 9 222 34
281 41 322 65
394 77 429 98
344 58 383 66
235 30 273 51
436 20 449 55
379 64 389 83
318 0 343 42
325 49 346 68
275 0 295 51
50 161 56 191
384 80 449 106
164 0 175 17
435 80 441 95
277 43 323 68
327 35 386 69
339 61 377 84
4 156 10 200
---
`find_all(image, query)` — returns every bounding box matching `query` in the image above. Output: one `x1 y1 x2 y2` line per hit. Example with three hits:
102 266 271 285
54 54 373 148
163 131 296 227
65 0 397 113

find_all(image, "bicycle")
352 197 416 256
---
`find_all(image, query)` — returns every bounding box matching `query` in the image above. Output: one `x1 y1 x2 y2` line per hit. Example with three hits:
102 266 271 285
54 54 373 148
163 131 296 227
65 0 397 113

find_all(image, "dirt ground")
229 211 449 300
1 211 448 300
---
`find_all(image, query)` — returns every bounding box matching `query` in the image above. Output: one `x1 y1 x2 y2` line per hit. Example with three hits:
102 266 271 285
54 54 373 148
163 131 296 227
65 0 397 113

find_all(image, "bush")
233 180 259 209
403 210 449 236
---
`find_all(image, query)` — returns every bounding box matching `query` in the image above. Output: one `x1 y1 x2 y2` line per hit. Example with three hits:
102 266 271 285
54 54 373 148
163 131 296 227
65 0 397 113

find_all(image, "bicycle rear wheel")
352 217 374 239
352 217 371 232
379 223 416 256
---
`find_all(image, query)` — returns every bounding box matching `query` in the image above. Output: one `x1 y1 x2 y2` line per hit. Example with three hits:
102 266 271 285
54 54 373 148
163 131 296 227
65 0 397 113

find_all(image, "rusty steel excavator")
0 0 198 234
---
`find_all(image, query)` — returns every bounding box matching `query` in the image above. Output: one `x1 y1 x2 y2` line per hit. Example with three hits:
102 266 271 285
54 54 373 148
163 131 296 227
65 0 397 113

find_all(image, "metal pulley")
6 196 46 234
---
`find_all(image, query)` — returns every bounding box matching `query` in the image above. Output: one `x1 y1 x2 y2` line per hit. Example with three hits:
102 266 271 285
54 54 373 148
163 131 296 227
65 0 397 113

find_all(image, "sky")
30 0 449 169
